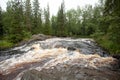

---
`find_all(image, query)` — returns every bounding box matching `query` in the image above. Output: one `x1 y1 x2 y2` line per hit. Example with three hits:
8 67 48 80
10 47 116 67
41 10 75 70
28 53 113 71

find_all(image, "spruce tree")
3 0 25 43
44 4 51 35
51 16 57 36
33 0 42 34
25 0 32 33
57 0 66 36
0 7 3 38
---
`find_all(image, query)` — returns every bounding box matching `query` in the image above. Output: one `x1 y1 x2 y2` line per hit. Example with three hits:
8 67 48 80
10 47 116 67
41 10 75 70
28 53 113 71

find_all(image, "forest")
0 0 120 54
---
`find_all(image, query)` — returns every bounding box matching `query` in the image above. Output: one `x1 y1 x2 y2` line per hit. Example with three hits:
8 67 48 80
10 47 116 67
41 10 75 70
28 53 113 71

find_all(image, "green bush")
94 35 120 54
22 31 32 39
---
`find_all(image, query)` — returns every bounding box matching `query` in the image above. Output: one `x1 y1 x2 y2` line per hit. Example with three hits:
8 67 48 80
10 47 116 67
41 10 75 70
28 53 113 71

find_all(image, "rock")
67 47 76 51
112 54 120 69
21 70 42 80
31 34 51 41
20 67 120 80
112 54 120 60
61 77 67 80
75 74 84 79
17 34 52 47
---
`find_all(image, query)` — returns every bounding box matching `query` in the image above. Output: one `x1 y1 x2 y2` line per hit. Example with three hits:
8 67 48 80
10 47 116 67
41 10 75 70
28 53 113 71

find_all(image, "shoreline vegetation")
0 34 90 50
0 34 109 55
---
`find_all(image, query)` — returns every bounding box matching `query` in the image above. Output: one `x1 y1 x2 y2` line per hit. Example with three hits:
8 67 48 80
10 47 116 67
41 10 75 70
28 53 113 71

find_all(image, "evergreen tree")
56 0 66 36
51 15 57 35
25 0 32 33
2 1 13 36
11 0 25 43
44 4 51 35
33 0 42 34
2 0 25 43
0 7 3 38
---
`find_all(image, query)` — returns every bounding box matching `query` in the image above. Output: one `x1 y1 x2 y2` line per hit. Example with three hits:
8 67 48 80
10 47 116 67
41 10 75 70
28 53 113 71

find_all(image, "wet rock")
67 47 76 51
19 66 120 80
75 73 84 79
31 34 51 41
112 54 120 60
61 77 67 80
21 70 42 80
112 54 120 69
25 34 52 44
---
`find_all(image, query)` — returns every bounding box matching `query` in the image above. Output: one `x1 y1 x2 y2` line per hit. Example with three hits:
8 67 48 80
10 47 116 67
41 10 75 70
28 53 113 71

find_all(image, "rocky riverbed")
0 35 120 80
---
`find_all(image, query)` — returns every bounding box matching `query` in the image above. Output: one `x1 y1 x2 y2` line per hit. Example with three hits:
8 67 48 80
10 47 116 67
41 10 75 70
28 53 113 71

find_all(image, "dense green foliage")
0 0 119 54
100 0 120 54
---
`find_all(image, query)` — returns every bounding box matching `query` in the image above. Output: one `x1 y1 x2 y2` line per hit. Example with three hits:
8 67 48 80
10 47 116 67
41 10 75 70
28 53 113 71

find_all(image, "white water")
0 47 67 75
0 38 118 80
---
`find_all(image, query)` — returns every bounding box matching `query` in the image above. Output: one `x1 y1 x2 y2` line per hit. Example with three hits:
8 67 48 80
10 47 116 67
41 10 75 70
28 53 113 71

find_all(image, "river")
0 37 120 80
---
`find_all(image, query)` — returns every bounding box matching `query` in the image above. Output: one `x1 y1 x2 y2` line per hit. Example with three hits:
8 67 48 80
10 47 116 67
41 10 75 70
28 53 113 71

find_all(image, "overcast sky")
0 0 99 15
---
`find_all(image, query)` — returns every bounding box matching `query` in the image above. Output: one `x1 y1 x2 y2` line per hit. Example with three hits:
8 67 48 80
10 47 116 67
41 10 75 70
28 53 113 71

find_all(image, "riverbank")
0 34 52 50
0 34 119 55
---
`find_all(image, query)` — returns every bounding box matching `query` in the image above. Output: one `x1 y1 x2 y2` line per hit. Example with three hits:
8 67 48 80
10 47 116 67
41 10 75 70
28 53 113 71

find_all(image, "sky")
0 0 99 16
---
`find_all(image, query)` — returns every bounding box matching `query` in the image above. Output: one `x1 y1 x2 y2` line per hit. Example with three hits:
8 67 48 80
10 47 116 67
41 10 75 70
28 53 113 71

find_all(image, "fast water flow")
0 38 119 80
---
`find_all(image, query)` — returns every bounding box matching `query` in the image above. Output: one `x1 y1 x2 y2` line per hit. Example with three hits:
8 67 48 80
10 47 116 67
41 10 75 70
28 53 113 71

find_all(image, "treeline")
0 0 120 54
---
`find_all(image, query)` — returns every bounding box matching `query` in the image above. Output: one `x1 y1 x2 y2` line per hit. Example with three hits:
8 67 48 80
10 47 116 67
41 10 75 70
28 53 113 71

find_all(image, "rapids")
0 37 120 80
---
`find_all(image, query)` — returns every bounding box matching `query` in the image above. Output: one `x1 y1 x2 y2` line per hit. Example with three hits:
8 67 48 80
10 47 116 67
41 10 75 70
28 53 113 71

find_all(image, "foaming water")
0 38 119 80
0 47 67 75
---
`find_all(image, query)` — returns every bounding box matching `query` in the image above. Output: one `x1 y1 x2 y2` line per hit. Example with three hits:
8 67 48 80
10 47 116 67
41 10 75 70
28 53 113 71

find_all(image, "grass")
94 35 120 54
0 40 14 50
